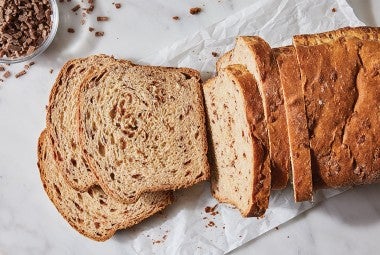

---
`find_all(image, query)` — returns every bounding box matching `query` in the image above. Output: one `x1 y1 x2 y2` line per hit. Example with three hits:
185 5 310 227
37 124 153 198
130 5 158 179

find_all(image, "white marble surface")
0 0 379 254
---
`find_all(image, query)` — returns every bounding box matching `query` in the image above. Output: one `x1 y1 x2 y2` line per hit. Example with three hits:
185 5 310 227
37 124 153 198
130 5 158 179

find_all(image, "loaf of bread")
275 46 313 202
78 62 210 203
293 27 380 189
204 64 271 217
46 55 132 191
217 36 290 190
37 130 173 241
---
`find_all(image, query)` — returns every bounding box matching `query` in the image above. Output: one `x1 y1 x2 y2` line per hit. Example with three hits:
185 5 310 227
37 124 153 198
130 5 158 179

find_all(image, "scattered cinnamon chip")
29 61 35 66
95 31 104 37
115 3 121 9
71 4 80 12
332 8 337 12
0 66 4 72
89 27 95 32
172 16 180 20
275 226 279 230
15 70 26 78
67 28 75 33
3 71 11 78
212 52 219 57
50 69 54 74
97 16 109 22
190 7 202 15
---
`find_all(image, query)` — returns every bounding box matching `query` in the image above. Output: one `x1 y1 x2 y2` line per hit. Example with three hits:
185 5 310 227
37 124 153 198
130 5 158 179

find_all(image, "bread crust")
240 36 290 189
78 63 210 203
293 26 380 189
207 65 271 217
275 46 313 201
37 130 174 241
216 37 291 190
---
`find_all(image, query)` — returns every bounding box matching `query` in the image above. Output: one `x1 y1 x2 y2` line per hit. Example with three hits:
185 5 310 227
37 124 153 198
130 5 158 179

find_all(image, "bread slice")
37 130 173 241
46 55 132 191
293 26 380 189
217 36 290 190
204 64 271 217
78 62 210 203
275 46 313 202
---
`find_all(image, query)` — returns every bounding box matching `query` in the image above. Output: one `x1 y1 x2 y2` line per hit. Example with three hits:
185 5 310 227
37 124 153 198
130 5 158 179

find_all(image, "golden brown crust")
293 27 380 189
240 36 290 189
78 63 209 203
38 129 174 241
275 46 313 202
293 26 380 46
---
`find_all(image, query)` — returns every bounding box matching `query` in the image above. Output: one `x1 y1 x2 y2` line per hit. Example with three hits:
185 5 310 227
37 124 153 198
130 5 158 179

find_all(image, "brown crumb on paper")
212 52 219 57
50 69 54 74
67 28 75 33
97 16 109 22
275 226 279 230
0 66 4 72
15 70 26 78
71 4 80 12
332 8 337 12
95 31 104 37
207 221 215 227
3 71 11 78
114 3 121 9
190 7 202 15
204 204 218 216
172 16 180 20
89 27 95 32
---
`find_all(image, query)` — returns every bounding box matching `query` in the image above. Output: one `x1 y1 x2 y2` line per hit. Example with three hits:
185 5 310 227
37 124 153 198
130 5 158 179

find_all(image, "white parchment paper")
117 0 364 254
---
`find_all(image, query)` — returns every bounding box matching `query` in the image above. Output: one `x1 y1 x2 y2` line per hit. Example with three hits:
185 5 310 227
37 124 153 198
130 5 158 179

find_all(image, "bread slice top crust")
217 36 290 190
78 62 210 203
37 130 173 241
204 64 271 217
46 55 130 191
275 46 313 202
293 27 380 188
293 26 380 46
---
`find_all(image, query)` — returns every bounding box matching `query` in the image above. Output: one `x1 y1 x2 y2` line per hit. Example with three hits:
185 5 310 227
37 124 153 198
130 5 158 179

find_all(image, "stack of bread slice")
38 56 210 241
205 26 380 217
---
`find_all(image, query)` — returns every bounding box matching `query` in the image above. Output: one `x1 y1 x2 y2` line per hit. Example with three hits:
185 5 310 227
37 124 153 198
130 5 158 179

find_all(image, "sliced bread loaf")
46 55 131 191
293 26 380 188
78 62 210 203
37 130 173 241
275 46 313 202
204 64 271 217
217 36 290 190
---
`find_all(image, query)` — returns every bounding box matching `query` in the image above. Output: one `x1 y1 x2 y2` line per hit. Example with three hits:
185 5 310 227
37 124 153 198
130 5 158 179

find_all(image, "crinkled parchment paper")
117 0 364 254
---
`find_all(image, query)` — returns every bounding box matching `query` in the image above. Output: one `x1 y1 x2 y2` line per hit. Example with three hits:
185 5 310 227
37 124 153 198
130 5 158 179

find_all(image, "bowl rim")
0 0 59 64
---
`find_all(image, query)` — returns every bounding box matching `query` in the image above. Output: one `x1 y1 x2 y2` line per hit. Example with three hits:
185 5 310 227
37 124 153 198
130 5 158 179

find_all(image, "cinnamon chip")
68 28 75 33
97 16 109 22
0 0 53 59
114 3 121 9
95 31 104 37
3 71 11 78
71 4 81 12
190 7 202 15
15 70 27 78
